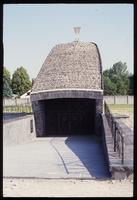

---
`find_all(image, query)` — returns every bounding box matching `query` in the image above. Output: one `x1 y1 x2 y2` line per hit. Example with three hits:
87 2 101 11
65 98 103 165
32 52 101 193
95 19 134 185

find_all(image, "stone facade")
31 40 103 136
31 90 103 136
32 41 103 92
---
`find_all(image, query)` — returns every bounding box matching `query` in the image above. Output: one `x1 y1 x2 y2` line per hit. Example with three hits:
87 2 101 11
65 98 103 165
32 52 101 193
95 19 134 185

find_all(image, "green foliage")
3 79 13 97
103 76 117 95
11 67 32 97
103 62 130 95
3 67 13 97
3 67 12 86
3 105 32 113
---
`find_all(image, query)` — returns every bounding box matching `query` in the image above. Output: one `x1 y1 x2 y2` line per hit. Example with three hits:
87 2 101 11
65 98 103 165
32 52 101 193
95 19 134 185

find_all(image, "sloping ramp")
3 135 111 179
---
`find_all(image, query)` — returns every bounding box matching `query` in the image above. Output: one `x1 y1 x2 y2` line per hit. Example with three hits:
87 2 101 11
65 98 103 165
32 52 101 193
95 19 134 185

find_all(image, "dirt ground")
3 178 133 197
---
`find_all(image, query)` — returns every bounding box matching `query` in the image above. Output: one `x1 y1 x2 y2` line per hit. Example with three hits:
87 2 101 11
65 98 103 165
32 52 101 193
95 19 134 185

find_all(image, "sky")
3 4 133 80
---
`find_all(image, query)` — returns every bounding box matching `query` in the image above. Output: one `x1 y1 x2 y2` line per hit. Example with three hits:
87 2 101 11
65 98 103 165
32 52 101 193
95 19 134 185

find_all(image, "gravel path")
3 178 133 197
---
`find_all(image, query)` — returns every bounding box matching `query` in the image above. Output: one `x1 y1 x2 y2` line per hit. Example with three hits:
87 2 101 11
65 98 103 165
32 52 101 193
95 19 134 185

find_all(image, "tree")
103 76 117 95
3 67 13 97
3 79 13 97
110 62 129 95
3 67 12 87
103 62 129 95
11 67 32 97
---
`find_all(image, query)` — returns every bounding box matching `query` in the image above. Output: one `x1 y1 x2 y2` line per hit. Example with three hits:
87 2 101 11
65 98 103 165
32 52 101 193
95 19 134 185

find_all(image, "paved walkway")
3 135 111 179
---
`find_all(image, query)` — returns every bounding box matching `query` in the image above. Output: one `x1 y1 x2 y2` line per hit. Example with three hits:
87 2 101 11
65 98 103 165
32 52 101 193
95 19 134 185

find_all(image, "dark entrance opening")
41 98 96 136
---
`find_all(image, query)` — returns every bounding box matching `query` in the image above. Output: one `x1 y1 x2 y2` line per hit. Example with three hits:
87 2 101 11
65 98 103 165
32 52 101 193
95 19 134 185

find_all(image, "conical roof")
32 41 103 93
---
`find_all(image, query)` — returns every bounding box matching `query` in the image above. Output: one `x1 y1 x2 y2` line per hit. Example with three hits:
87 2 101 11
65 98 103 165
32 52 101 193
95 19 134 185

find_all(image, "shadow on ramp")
65 135 111 179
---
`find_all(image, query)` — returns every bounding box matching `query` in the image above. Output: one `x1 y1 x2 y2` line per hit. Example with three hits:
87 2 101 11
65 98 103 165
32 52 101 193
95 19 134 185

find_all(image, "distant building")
20 90 31 99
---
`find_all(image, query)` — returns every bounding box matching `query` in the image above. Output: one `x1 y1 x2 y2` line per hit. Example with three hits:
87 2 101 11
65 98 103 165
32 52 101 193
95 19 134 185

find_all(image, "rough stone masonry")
31 37 103 136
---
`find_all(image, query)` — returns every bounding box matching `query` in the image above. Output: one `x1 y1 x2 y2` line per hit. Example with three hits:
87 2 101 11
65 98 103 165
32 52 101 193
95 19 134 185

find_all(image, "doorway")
42 98 96 136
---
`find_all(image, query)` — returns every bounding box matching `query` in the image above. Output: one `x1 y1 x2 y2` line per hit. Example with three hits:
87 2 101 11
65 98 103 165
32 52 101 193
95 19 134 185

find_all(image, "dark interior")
41 98 96 136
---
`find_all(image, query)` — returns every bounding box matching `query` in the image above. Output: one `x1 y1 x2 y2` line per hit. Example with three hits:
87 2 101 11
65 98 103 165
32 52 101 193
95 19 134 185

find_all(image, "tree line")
103 61 133 95
3 61 133 98
3 66 32 98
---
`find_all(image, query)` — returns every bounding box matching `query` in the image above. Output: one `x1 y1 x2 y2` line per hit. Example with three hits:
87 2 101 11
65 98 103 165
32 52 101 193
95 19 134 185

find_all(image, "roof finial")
74 27 81 41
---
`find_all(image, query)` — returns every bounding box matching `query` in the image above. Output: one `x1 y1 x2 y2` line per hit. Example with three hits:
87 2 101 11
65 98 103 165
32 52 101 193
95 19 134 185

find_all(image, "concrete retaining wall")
101 114 133 180
104 96 133 104
3 98 31 106
3 113 31 121
3 114 36 145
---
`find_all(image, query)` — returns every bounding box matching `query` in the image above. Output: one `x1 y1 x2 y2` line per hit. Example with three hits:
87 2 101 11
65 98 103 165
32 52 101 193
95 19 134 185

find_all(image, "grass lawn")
107 104 134 129
108 104 133 114
3 106 32 113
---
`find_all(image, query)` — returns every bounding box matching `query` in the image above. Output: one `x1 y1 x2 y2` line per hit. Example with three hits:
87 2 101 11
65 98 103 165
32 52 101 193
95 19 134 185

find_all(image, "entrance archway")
41 98 96 136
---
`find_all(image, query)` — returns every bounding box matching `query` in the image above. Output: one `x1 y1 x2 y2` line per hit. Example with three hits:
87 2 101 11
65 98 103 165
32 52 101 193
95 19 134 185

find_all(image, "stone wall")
32 91 103 137
32 101 45 137
95 98 103 135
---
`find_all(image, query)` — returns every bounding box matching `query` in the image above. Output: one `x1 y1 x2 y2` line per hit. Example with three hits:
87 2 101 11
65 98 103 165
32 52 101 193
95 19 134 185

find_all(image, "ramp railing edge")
104 101 124 164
